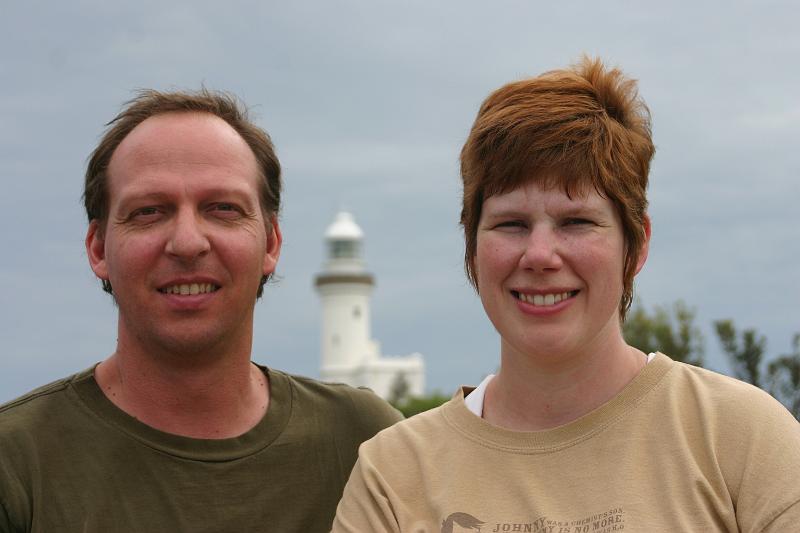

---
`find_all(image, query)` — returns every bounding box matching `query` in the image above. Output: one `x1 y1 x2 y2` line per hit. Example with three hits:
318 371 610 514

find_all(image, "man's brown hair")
460 57 654 319
83 88 281 296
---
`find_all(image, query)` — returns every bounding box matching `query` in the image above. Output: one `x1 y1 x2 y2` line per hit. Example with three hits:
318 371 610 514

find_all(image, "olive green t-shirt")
0 365 402 532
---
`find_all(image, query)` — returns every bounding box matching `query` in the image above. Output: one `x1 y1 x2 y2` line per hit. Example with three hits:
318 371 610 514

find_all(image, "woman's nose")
518 226 563 272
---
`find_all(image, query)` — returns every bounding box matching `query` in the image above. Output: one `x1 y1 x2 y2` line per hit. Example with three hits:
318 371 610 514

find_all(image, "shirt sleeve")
331 452 401 533
722 391 800 532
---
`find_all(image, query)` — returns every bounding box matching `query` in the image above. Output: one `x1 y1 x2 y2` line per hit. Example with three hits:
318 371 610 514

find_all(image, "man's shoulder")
270 368 375 400
0 369 96 452
266 368 404 430
0 369 92 418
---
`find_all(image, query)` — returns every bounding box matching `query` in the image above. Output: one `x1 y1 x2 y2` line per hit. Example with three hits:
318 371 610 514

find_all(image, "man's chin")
133 330 234 363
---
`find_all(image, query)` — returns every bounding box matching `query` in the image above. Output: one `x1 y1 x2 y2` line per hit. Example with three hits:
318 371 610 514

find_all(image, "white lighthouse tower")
314 211 424 400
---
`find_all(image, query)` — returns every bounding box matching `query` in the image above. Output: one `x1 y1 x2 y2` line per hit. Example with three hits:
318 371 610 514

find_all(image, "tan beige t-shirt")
333 353 800 532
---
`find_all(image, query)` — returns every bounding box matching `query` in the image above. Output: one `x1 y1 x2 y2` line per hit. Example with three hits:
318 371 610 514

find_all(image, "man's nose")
518 225 563 272
164 209 211 262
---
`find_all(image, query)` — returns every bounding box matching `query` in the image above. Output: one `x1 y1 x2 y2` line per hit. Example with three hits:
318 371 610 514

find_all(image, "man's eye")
131 207 160 218
210 203 242 217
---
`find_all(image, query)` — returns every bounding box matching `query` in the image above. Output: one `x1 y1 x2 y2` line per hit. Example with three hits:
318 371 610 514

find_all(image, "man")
0 89 402 532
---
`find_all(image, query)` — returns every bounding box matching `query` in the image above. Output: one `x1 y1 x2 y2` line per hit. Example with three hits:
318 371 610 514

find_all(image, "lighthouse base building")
314 211 425 401
321 352 425 402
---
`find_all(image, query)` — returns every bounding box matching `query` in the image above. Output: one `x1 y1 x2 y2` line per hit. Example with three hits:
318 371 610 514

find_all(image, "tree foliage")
387 372 411 406
391 392 451 418
714 319 767 388
623 300 704 366
767 333 800 419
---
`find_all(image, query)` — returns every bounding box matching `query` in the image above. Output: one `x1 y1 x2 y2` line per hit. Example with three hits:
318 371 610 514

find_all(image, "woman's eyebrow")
558 205 609 218
481 207 529 220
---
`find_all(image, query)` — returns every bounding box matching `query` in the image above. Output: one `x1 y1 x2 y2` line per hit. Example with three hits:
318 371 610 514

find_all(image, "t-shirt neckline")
443 352 673 453
70 364 292 461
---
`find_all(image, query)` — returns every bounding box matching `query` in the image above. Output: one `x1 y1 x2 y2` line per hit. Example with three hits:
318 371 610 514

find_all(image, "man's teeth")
516 291 573 306
160 283 218 295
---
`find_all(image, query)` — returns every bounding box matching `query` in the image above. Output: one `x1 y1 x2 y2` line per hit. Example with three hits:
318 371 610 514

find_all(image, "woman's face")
475 179 643 362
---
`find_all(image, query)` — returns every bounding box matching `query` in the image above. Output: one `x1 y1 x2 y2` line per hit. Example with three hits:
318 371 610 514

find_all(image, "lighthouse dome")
322 211 366 268
325 211 363 240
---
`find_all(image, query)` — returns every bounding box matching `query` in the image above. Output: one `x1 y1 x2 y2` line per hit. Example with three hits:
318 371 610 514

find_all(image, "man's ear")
86 220 109 281
263 215 282 276
635 214 651 275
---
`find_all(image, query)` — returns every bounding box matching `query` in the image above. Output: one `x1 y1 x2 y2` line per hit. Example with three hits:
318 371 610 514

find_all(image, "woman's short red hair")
460 57 655 320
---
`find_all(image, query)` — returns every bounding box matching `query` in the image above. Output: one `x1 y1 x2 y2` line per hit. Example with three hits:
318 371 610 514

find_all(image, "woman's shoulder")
359 392 468 457
656 354 799 446
664 355 788 413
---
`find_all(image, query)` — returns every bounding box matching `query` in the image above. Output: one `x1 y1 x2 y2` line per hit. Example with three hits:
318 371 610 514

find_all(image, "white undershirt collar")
464 352 656 418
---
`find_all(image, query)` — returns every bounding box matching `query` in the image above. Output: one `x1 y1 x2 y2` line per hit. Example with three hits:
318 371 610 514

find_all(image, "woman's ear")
635 215 651 275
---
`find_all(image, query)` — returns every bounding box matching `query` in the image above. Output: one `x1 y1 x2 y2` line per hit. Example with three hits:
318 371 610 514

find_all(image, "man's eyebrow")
128 190 171 200
199 186 259 202
115 187 259 209
115 191 171 210
111 187 260 216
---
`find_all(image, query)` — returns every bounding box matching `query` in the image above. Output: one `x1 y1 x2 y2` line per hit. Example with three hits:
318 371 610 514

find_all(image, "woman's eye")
496 220 525 229
564 218 593 226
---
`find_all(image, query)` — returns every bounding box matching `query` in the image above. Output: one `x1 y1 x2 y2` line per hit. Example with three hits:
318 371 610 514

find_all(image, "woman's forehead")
485 166 607 199
484 179 611 210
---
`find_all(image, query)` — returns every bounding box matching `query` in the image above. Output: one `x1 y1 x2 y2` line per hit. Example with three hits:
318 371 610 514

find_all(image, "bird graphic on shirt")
441 512 485 532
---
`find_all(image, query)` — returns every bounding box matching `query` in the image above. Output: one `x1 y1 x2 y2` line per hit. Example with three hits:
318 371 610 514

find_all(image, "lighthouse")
314 211 424 400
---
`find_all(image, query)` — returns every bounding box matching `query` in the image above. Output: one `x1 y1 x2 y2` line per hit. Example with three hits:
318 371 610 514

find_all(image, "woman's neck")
483 339 647 431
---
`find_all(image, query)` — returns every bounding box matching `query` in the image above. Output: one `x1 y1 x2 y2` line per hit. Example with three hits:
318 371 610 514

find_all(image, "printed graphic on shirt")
441 507 624 533
441 512 485 532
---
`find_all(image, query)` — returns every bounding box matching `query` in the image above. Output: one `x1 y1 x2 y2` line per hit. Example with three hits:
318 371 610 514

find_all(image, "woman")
332 58 800 532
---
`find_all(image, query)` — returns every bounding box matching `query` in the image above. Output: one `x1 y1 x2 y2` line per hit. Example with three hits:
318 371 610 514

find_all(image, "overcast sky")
2 1 798 402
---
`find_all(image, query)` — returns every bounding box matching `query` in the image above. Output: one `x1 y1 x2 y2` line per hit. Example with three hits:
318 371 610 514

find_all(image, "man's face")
86 111 281 358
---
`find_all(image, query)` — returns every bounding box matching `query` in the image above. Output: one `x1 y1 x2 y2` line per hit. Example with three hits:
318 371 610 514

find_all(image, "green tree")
714 320 767 388
623 300 704 366
767 333 800 420
387 372 411 406
391 392 451 418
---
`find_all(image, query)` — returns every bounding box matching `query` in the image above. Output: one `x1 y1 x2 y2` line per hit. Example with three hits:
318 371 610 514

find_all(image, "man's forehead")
106 112 260 197
111 112 251 166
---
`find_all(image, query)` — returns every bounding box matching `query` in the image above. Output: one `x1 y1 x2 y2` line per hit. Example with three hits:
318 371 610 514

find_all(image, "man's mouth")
158 283 220 295
511 290 579 307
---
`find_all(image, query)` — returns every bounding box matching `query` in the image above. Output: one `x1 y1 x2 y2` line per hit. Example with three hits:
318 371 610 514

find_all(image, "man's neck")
95 349 269 439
